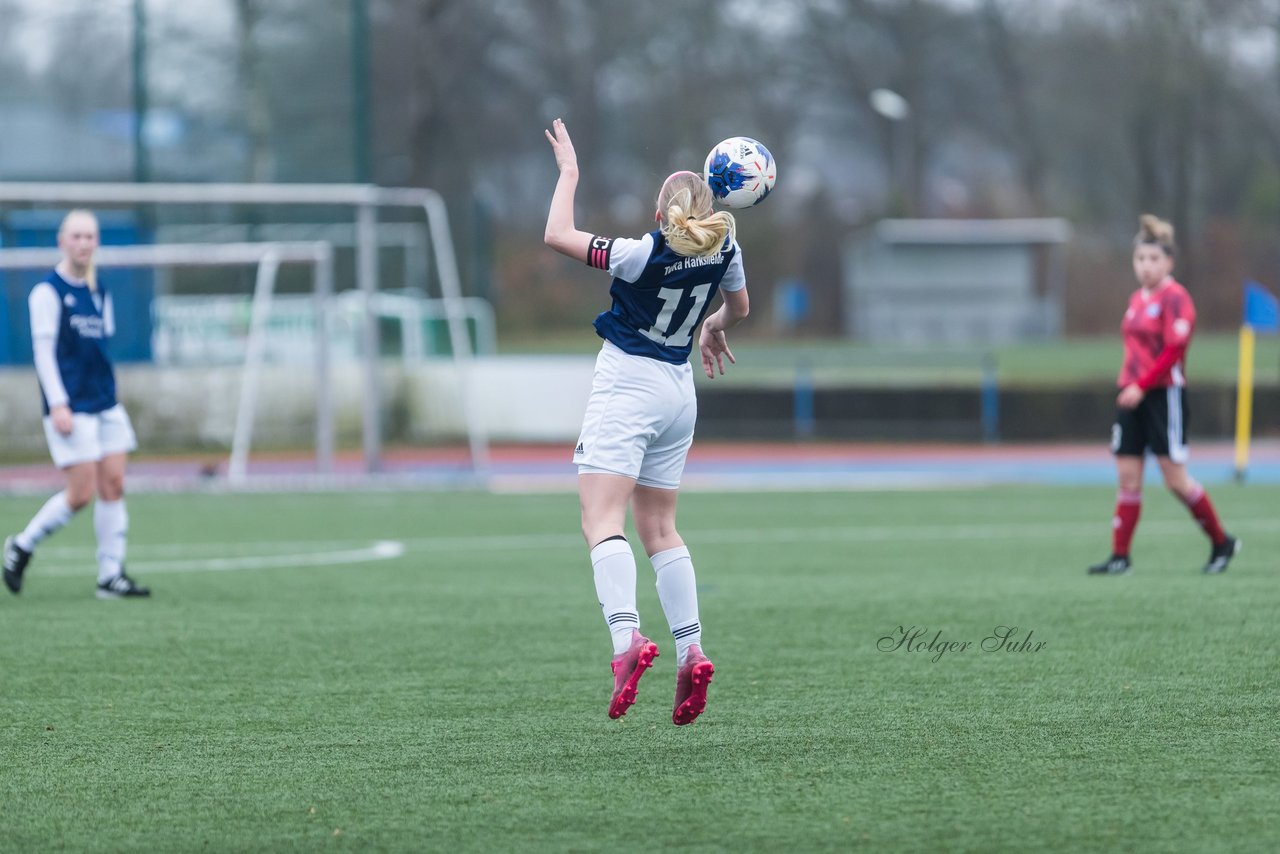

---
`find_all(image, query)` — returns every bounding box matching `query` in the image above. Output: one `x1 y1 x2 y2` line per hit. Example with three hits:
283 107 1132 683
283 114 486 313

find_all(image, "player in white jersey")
544 118 749 724
3 210 150 599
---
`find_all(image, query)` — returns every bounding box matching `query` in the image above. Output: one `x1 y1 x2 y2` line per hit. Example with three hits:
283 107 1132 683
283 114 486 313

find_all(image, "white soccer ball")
703 137 776 209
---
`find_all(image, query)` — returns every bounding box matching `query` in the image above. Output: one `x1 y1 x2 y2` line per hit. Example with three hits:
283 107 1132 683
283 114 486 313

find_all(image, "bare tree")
981 0 1048 212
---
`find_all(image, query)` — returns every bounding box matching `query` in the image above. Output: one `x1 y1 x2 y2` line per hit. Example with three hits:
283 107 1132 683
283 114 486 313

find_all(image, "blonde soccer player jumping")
543 118 749 724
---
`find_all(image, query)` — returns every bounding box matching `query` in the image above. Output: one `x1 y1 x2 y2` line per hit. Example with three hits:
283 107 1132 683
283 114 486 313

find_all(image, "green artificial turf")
1 485 1276 852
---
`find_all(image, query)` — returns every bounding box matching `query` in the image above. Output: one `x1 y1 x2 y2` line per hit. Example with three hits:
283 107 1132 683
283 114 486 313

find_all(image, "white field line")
35 540 404 577
408 516 1280 550
22 515 1280 574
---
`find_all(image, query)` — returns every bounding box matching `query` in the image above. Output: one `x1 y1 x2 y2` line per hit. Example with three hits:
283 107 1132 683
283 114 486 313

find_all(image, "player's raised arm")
543 118 594 263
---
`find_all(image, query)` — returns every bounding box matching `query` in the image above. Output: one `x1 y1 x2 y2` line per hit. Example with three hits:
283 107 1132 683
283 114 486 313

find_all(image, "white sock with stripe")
94 499 128 584
651 545 701 665
16 491 75 552
590 537 640 655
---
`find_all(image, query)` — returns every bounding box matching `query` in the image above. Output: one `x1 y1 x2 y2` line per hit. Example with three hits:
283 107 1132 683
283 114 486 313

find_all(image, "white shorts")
43 404 138 469
574 340 697 489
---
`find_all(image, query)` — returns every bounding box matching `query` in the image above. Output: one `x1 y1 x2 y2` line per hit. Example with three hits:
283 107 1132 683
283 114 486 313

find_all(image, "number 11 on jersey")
640 284 711 347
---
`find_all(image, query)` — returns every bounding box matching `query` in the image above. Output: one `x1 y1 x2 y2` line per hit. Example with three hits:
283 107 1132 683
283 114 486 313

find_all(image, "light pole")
132 0 149 183
869 88 911 215
351 0 372 184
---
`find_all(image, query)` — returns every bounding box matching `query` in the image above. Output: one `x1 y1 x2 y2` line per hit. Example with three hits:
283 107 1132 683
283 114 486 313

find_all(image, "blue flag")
1244 281 1279 333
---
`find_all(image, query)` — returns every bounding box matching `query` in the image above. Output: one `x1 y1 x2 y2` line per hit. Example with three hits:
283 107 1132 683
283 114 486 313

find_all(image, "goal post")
0 182 490 482
0 241 337 480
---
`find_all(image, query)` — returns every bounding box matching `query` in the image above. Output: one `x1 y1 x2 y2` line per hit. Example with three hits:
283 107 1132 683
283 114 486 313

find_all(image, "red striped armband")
586 236 614 270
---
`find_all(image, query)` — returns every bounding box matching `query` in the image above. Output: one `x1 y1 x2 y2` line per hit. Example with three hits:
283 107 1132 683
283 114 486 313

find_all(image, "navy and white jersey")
28 270 117 415
587 230 746 364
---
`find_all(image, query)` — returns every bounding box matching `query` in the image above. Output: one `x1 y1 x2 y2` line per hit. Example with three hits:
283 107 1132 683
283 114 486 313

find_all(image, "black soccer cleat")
1203 536 1240 574
1087 554 1132 575
3 535 32 594
96 569 151 600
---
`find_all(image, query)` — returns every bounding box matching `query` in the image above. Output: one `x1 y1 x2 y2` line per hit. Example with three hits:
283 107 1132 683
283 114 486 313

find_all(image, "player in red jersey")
1088 215 1239 575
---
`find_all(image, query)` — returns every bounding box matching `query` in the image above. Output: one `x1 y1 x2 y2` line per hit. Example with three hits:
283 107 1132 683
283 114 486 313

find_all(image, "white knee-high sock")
16 491 75 552
651 545 701 664
94 499 128 584
590 537 640 655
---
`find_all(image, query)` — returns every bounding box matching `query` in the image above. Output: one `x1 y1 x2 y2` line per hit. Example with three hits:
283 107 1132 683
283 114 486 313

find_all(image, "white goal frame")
0 242 336 483
0 182 489 481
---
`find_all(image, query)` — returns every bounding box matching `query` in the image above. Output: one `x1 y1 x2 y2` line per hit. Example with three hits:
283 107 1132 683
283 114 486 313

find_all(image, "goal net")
0 183 491 487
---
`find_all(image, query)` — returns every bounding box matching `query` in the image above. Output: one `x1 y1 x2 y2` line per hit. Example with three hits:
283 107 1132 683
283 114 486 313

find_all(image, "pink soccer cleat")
672 645 714 726
609 630 659 719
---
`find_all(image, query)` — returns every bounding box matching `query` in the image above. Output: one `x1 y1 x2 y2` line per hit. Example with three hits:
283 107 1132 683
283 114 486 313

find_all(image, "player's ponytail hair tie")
1135 213 1175 258
658 171 736 258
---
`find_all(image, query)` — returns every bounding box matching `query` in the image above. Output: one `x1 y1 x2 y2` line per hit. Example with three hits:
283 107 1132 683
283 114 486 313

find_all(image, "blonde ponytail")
658 173 736 258
1135 214 1175 257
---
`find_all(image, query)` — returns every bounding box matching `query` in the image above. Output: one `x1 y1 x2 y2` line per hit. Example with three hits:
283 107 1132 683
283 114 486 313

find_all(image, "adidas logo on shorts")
574 442 585 455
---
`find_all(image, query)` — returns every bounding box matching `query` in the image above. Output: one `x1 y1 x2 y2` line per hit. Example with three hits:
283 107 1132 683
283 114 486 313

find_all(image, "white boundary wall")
0 357 593 457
